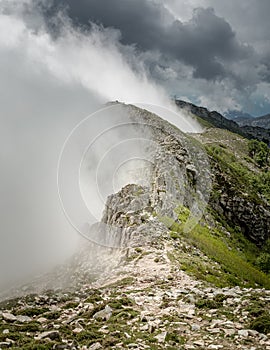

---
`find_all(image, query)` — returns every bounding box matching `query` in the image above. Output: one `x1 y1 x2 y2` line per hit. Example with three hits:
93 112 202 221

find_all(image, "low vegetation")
162 205 270 289
248 139 269 168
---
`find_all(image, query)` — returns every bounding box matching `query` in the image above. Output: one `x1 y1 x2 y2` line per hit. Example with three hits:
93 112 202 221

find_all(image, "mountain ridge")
0 103 269 350
175 99 270 145
235 113 270 130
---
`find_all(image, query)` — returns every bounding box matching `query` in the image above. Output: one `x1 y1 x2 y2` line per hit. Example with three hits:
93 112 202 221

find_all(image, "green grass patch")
207 144 270 204
62 301 79 309
104 277 135 289
196 294 228 309
249 313 270 334
84 289 103 304
164 205 270 288
75 329 103 346
165 330 186 345
17 307 49 317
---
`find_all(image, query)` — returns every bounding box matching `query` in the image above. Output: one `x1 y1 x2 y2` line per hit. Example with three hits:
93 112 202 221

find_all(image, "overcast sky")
1 0 270 115
28 0 270 116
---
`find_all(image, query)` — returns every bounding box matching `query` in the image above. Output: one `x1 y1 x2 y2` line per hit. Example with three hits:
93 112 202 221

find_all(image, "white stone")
248 329 259 337
223 328 236 336
2 313 16 322
16 315 32 323
36 317 47 323
193 340 204 346
89 343 102 350
207 328 221 334
238 329 249 337
191 324 201 331
73 328 83 334
35 331 59 341
155 331 167 343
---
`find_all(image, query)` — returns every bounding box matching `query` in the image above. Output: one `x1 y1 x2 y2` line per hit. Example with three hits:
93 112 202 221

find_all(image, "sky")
1 0 270 115
0 0 269 287
20 0 270 116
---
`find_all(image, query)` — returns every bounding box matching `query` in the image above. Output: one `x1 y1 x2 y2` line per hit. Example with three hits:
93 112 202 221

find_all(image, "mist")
0 1 201 291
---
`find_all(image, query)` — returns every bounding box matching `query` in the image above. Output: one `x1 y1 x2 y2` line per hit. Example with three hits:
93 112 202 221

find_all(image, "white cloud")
0 14 152 102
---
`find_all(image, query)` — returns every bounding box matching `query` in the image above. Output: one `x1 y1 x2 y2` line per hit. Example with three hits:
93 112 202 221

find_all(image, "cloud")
0 1 203 289
42 1 252 82
160 0 270 112
32 0 270 115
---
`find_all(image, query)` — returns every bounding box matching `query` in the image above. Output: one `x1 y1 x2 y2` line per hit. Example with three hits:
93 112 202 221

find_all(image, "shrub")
249 312 270 334
256 253 270 274
17 307 49 317
248 140 269 167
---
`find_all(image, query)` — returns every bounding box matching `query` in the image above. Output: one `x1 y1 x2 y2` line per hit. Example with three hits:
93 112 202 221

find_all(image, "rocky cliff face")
88 103 212 250
99 104 270 248
210 163 270 245
194 127 270 246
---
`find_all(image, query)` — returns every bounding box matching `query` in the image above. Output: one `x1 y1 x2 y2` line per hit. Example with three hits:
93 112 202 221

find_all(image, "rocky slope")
1 195 270 350
0 236 270 350
0 104 270 350
193 128 270 246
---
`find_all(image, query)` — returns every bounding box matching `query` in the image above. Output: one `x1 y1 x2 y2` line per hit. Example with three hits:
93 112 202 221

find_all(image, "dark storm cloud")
39 0 252 81
260 53 270 84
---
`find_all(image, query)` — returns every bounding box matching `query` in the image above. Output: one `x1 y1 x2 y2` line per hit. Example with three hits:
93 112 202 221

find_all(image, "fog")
0 1 202 291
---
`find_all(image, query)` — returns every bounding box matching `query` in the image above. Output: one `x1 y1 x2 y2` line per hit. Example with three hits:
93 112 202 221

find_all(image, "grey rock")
35 331 60 341
193 340 204 346
223 329 236 337
155 331 167 343
93 305 112 321
238 329 249 337
89 343 103 350
1 313 16 322
191 324 201 331
16 315 32 323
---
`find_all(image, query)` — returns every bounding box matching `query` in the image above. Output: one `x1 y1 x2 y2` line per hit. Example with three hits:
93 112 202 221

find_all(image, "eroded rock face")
56 104 210 285
102 184 153 229
97 104 211 248
98 103 270 247
210 164 270 246
101 183 169 247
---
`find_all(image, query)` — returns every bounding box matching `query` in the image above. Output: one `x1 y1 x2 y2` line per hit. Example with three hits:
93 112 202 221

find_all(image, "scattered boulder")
93 305 112 321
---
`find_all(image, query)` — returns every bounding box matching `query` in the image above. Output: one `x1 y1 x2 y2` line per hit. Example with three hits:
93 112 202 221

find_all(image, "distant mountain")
175 99 270 145
224 110 253 120
235 113 270 129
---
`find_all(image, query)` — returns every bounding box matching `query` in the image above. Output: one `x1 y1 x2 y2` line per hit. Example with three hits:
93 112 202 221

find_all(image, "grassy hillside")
168 127 270 287
161 204 270 289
